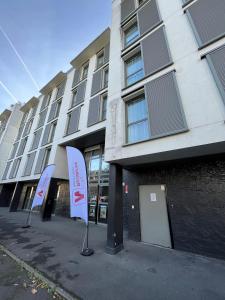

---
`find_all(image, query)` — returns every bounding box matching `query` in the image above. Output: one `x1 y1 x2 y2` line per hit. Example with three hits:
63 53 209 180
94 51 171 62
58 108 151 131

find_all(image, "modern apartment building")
1 0 225 260
0 103 23 186
0 29 110 222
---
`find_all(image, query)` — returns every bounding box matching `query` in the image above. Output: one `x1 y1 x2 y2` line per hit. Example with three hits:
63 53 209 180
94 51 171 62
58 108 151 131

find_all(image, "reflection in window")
127 96 149 143
124 22 139 47
125 52 144 86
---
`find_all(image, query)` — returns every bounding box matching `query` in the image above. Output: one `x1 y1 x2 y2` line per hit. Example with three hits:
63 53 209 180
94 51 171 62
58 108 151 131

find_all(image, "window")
48 122 57 143
81 63 89 80
96 50 104 69
124 22 139 47
26 119 33 135
126 96 149 143
41 93 51 111
101 94 107 121
56 81 65 100
42 148 51 171
103 67 109 88
11 158 21 178
125 52 144 86
138 0 145 5
55 100 61 118
71 90 77 108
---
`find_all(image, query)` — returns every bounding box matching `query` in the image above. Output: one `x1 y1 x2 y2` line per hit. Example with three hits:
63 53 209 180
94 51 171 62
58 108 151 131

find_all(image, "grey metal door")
139 185 171 248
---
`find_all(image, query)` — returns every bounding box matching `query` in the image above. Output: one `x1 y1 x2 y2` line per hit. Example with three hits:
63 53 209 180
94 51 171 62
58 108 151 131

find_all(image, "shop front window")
85 146 109 224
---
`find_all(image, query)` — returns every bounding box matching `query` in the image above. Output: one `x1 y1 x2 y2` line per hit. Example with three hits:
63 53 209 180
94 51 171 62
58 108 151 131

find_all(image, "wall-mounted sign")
150 193 157 202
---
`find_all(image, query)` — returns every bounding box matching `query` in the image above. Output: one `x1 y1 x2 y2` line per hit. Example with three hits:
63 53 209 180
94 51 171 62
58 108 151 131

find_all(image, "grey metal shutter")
72 69 80 87
66 107 81 135
48 101 57 121
91 69 102 96
10 142 19 159
76 81 87 105
206 45 225 106
121 0 135 22
2 161 12 180
31 128 42 150
104 44 110 64
187 0 225 47
17 138 27 156
34 149 45 174
145 72 187 138
9 158 20 179
23 152 36 176
41 95 49 111
87 96 101 127
141 27 172 77
41 123 51 146
137 0 161 36
37 108 47 128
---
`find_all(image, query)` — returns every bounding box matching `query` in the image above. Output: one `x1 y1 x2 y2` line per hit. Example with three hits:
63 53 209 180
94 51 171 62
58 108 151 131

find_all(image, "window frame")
124 50 144 87
42 147 51 172
48 122 57 144
123 18 140 48
100 93 108 121
125 94 150 144
103 67 109 89
96 49 105 69
81 62 89 80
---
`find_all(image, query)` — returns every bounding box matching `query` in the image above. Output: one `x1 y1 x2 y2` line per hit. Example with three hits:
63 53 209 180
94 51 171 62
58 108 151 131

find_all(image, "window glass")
42 148 51 170
101 94 107 121
103 68 109 88
126 53 144 86
97 51 104 69
55 101 61 118
82 64 89 80
125 22 139 47
71 90 77 108
49 123 56 143
127 97 149 143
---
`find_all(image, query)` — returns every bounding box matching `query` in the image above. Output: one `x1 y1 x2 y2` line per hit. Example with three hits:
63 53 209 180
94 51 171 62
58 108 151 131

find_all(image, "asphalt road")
0 249 63 300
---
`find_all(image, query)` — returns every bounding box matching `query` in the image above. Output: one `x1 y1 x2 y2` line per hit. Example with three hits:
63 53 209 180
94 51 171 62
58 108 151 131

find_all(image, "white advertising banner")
66 146 88 224
31 164 56 210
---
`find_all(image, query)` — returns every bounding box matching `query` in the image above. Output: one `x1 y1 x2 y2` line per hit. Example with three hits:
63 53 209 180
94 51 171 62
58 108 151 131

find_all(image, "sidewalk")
0 248 63 300
1 208 225 300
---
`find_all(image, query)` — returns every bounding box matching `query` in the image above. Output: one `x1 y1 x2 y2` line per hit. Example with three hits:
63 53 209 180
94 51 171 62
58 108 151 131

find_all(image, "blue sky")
0 0 111 111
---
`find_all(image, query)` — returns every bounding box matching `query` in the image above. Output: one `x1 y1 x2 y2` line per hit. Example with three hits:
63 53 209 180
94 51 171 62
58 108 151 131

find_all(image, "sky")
0 0 111 112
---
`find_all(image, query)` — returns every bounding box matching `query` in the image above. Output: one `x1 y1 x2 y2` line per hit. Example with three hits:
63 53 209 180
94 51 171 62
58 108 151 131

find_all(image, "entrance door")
139 185 171 248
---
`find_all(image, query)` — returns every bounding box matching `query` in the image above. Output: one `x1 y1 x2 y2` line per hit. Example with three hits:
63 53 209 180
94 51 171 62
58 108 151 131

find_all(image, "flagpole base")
80 248 94 256
21 225 31 229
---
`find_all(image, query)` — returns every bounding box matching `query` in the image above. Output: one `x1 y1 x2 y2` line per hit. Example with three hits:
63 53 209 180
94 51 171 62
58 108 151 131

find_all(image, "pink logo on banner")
66 147 88 224
31 165 55 210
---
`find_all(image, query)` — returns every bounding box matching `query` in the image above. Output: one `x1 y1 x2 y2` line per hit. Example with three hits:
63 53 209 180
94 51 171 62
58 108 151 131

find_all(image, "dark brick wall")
123 154 225 260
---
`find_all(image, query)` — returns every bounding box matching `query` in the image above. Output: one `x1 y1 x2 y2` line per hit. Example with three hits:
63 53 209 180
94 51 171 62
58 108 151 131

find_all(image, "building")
1 0 225 260
0 104 23 189
0 29 110 223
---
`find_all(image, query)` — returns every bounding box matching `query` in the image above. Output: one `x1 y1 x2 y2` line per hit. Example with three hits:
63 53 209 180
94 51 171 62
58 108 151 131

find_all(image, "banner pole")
22 208 32 229
80 160 94 256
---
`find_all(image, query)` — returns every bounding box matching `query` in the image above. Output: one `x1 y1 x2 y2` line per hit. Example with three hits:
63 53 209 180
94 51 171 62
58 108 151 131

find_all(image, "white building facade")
1 0 225 259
